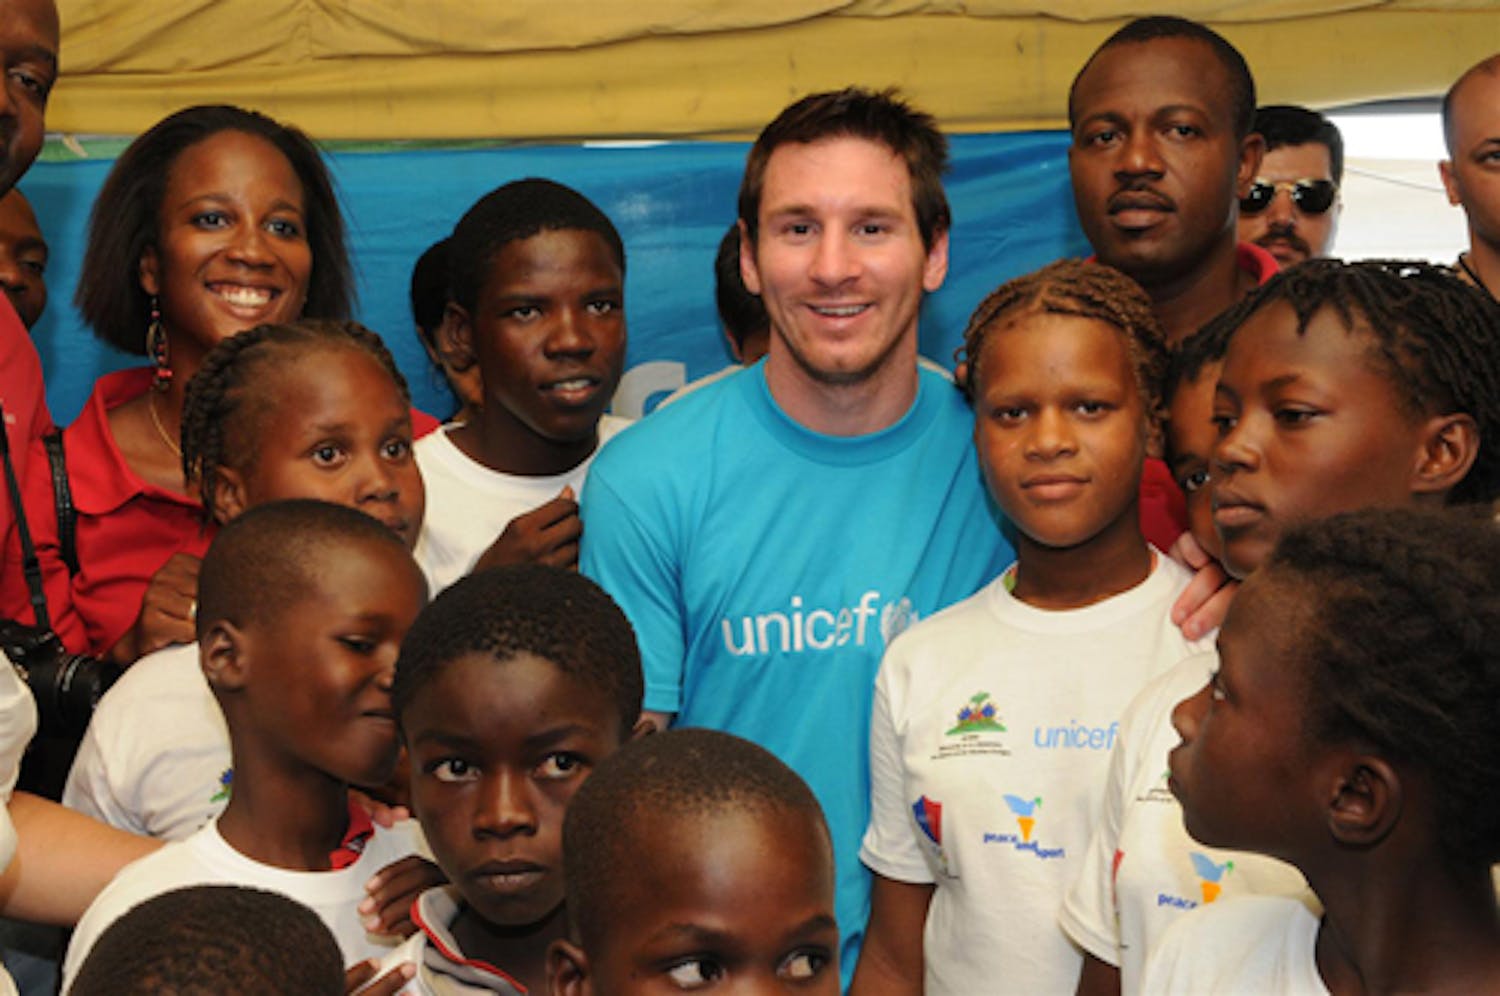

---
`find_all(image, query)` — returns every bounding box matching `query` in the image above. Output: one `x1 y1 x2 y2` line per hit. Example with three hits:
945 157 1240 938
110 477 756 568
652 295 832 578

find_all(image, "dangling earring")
146 298 171 392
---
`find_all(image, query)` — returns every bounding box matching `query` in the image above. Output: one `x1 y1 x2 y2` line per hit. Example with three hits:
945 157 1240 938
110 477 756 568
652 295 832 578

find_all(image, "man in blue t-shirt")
581 88 1012 984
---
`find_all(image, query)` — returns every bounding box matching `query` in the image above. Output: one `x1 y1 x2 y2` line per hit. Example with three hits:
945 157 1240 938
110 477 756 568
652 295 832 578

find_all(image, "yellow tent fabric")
51 1 1500 141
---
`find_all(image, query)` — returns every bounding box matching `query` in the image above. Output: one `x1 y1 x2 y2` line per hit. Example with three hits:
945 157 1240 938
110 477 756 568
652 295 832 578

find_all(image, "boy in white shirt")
414 179 630 594
61 501 428 992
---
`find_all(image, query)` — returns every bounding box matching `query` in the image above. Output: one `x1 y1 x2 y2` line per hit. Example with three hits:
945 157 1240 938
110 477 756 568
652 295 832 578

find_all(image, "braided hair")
181 318 410 518
1165 305 1240 407
958 259 1168 416
1267 506 1500 864
1210 259 1500 505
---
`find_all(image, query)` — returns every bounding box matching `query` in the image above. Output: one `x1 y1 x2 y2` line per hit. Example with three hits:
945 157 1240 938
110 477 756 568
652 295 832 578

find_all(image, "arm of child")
474 488 582 571
1075 953 1122 996
107 551 200 665
0 791 160 924
1167 531 1237 641
849 874 934 995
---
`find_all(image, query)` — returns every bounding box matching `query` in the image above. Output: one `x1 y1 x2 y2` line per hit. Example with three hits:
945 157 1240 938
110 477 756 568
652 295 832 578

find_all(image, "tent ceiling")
50 1 1500 141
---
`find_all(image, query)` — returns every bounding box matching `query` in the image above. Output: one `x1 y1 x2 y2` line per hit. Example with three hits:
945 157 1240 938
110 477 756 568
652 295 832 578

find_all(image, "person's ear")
1235 132 1267 198
738 219 762 297
1326 755 1402 848
922 227 950 293
547 938 593 996
138 245 161 297
201 620 249 693
1439 160 1462 207
1411 413 1479 499
437 306 478 374
211 466 248 526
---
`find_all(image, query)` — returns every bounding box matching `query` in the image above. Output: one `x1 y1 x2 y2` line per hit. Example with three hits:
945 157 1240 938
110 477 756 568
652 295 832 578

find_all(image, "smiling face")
457 228 625 469
973 311 1152 552
743 135 948 393
1166 365 1224 563
1236 143 1340 267
1168 573 1317 856
579 805 839 995
239 536 426 790
0 188 46 328
1210 302 1432 578
404 651 625 931
1069 37 1259 290
140 129 313 363
214 344 424 548
0 0 57 199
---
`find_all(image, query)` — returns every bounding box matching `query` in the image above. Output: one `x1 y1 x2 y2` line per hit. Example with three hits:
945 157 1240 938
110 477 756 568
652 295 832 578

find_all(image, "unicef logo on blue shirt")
719 591 919 656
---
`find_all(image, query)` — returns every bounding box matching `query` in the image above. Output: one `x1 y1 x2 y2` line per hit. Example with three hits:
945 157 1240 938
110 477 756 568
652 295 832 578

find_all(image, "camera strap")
42 432 77 577
0 400 52 632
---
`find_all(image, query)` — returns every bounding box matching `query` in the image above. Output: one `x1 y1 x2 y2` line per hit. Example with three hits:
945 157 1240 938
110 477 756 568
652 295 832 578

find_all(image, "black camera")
0 618 122 741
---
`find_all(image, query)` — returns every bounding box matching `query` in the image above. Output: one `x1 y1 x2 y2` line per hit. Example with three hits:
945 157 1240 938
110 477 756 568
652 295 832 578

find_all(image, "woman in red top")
1 105 354 663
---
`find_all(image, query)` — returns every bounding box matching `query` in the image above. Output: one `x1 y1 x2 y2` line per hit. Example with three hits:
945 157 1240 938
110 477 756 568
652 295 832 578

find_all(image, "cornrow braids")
1210 259 1500 505
1268 506 1500 864
181 318 411 519
957 259 1168 413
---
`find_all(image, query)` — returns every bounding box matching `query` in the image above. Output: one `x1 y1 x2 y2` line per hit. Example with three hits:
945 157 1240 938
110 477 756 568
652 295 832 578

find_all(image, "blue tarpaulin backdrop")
22 131 1088 425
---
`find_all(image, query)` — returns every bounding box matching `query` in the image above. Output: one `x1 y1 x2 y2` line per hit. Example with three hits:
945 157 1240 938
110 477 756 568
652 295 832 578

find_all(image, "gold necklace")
148 391 182 458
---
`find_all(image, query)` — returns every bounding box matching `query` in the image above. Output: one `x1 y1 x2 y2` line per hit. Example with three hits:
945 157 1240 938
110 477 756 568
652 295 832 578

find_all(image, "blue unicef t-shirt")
581 363 1012 983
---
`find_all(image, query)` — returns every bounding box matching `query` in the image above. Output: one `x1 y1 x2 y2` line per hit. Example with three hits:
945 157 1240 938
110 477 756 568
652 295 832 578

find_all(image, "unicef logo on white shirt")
720 591 919 656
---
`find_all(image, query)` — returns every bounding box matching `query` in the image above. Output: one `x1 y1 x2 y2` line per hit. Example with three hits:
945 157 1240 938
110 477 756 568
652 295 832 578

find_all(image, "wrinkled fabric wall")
50 2 1500 140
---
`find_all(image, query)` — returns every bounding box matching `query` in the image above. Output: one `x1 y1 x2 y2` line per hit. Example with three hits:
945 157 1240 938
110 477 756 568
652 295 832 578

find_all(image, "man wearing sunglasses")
1441 54 1500 301
1067 16 1273 347
1237 105 1343 268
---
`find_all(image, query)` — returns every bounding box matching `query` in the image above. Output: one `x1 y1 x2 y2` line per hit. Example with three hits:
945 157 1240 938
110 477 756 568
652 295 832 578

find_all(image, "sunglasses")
1239 178 1338 216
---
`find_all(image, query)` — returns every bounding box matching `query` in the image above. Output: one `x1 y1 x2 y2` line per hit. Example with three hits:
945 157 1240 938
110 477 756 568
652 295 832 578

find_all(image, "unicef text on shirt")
720 591 919 656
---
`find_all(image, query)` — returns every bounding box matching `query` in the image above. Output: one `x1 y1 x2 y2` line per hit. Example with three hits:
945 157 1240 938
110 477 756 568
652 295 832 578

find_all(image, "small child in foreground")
413 178 631 594
1062 258 1500 995
70 884 345 995
1147 506 1500 993
384 563 651 994
548 728 840 994
61 500 429 990
63 319 427 842
854 259 1209 995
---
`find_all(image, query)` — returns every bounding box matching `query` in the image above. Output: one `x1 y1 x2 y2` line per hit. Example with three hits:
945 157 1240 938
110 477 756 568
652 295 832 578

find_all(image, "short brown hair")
737 87 950 251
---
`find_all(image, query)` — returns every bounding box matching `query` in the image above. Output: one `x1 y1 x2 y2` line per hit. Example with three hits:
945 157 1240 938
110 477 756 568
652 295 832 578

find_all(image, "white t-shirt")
1142 895 1328 995
63 642 229 841
61 817 420 990
413 416 631 596
861 554 1209 995
1060 654 1315 994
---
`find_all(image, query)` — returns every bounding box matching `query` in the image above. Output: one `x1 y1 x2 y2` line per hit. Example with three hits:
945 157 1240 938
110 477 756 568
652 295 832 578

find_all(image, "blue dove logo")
1003 794 1041 842
1189 852 1235 904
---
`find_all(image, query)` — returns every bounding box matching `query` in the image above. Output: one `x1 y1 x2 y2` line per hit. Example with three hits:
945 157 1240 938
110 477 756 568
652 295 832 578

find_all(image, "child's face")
465 229 625 446
580 807 839 994
242 537 426 789
973 312 1152 550
1211 302 1433 578
403 651 626 930
218 345 425 549
1166 366 1224 562
1167 572 1314 857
